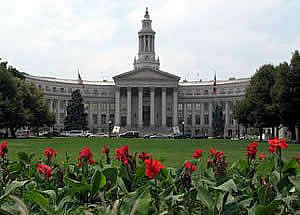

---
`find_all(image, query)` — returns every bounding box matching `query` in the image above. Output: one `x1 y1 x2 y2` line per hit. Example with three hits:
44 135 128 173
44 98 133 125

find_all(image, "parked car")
191 135 208 139
84 132 95 138
66 130 84 137
43 131 60 138
149 134 170 139
94 133 109 138
0 131 6 138
119 131 139 138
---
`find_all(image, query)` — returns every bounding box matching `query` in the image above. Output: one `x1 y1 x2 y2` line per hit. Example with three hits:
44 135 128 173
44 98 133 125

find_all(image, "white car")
94 133 109 138
84 132 95 138
66 130 84 137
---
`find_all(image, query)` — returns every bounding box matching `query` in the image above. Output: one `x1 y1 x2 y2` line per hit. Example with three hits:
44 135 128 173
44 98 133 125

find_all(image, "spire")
144 7 150 19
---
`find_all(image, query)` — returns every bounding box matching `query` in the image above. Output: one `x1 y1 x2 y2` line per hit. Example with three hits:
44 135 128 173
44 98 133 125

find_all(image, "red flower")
247 141 258 158
144 159 164 179
259 152 265 160
0 141 8 156
138 152 151 161
78 147 95 167
209 148 216 156
294 156 300 162
116 145 130 165
37 163 52 178
216 151 224 159
184 161 197 174
193 149 203 159
268 138 288 149
268 145 276 154
44 147 56 160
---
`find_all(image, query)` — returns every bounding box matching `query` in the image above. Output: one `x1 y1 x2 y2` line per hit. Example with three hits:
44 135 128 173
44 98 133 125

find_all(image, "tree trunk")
296 126 300 143
5 127 9 138
259 127 263 142
276 127 279 138
271 127 275 138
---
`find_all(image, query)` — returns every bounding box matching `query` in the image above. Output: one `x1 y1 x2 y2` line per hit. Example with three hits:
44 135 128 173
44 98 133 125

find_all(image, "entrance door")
143 106 150 126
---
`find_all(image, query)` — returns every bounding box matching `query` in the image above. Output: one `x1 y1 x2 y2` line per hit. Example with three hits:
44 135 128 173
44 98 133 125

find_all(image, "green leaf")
136 166 145 178
9 195 29 215
196 186 214 209
256 158 274 177
17 152 30 163
117 177 128 194
289 176 300 192
65 177 91 196
213 179 237 193
103 167 118 187
0 180 29 201
91 170 106 198
24 191 52 214
270 171 280 185
255 200 282 215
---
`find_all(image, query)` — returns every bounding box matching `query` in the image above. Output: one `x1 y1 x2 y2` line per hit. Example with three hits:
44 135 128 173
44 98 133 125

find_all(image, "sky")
0 0 299 81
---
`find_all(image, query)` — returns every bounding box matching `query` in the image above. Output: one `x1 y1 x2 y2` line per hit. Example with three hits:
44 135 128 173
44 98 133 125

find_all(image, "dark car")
0 132 6 138
43 131 60 138
191 135 208 139
173 134 191 139
119 131 139 138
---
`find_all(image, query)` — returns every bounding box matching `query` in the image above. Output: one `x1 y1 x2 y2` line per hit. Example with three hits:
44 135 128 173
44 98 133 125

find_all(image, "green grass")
3 137 300 167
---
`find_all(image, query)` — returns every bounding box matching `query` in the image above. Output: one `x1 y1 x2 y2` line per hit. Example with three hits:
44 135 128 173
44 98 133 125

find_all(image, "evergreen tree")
212 104 225 137
64 89 88 131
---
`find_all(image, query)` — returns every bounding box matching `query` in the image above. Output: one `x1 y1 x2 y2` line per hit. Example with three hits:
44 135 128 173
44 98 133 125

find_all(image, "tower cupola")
134 8 160 70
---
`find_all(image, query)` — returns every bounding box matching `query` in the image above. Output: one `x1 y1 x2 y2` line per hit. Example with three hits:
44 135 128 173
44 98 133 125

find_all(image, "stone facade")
25 8 250 136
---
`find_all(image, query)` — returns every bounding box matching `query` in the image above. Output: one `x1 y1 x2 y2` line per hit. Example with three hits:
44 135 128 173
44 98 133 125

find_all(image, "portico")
113 69 180 129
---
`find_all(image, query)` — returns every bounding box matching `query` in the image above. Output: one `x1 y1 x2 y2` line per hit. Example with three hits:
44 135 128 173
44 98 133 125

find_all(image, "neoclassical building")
25 9 250 136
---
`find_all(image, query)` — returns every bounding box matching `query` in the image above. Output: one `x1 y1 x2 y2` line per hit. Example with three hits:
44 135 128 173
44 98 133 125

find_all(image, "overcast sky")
1 0 299 81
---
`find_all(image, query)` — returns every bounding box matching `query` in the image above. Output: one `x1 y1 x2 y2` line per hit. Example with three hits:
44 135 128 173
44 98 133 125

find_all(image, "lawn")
3 137 300 167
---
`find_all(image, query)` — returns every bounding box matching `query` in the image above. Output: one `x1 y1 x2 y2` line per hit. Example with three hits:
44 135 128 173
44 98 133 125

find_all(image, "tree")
212 104 225 137
234 64 279 141
0 59 55 137
273 51 300 141
64 89 88 131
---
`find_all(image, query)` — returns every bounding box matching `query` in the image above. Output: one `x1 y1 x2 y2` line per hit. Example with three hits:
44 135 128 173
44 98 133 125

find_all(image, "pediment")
113 69 180 82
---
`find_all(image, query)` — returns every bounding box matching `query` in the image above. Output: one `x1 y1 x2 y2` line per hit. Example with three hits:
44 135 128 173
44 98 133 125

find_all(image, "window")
187 114 192 125
167 117 173 127
121 116 126 126
92 114 98 124
204 90 209 95
196 114 201 125
45 86 50 92
178 104 183 112
68 88 72 93
60 88 65 93
187 104 192 112
59 113 65 124
60 100 65 111
101 114 106 125
204 114 209 125
91 103 98 112
53 87 56 92
195 104 201 112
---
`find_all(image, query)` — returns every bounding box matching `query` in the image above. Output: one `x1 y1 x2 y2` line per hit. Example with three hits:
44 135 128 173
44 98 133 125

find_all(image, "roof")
179 78 250 86
25 74 114 86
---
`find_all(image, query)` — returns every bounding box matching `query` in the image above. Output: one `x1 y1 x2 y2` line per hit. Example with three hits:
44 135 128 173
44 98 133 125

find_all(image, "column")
126 87 131 127
98 103 101 128
209 102 213 127
161 88 166 127
143 36 146 52
192 104 196 131
115 87 120 126
106 103 110 125
225 101 229 127
296 126 300 143
56 100 60 125
49 99 53 112
173 88 178 126
183 103 188 126
89 103 93 126
138 87 143 127
200 103 204 126
150 87 155 127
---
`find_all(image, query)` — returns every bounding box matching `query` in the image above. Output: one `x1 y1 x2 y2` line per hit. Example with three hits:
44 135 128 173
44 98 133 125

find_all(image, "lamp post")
182 121 185 136
108 120 112 137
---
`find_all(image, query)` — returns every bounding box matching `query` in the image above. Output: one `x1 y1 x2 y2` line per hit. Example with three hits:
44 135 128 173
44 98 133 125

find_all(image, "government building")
25 9 250 137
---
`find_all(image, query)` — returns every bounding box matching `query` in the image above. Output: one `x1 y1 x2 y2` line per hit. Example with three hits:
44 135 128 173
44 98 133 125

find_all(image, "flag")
78 70 84 88
78 72 82 81
213 73 217 94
